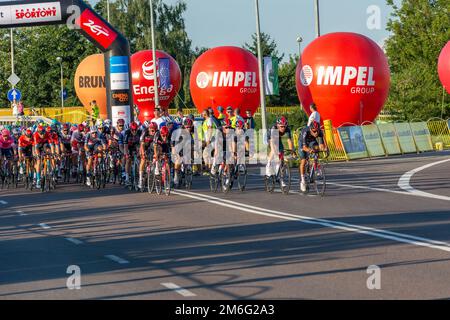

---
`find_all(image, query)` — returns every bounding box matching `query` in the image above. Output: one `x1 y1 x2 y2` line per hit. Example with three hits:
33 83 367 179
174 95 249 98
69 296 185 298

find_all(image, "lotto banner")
361 124 385 157
409 122 433 152
337 126 369 159
378 123 402 155
394 123 417 153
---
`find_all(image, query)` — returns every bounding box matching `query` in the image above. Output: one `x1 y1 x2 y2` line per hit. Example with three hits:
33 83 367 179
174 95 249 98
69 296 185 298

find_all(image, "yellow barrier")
427 120 450 149
167 106 302 116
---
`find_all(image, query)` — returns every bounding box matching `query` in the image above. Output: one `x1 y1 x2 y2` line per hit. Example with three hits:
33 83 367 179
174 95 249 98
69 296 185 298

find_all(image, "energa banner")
361 124 385 157
337 126 368 159
378 123 401 155
394 123 417 153
410 122 433 152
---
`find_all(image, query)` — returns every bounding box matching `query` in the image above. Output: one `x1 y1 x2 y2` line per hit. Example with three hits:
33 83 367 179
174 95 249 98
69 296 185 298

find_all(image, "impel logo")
300 65 313 86
83 20 109 37
77 9 117 49
196 71 257 89
196 72 209 89
142 61 157 81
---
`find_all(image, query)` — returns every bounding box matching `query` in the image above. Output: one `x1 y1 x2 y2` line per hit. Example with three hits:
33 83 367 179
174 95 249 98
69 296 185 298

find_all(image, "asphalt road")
1 150 450 300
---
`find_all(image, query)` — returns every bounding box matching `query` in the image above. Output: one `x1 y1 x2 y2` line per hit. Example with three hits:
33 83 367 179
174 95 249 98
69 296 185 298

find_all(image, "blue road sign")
62 89 68 100
7 88 22 102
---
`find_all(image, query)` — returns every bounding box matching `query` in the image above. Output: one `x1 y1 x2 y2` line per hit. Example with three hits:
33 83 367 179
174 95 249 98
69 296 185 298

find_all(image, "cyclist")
123 121 142 185
298 121 326 192
59 123 73 174
154 125 172 179
33 125 52 188
47 125 61 178
18 128 33 176
171 117 195 188
265 116 294 186
138 122 159 189
71 123 86 177
210 119 236 187
84 126 106 187
0 129 17 174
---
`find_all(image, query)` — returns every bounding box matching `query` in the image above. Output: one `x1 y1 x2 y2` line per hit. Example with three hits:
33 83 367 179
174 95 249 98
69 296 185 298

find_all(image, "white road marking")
104 255 129 264
173 189 450 253
38 223 51 229
16 211 27 216
65 237 83 245
161 282 197 297
0 200 7 205
398 158 450 201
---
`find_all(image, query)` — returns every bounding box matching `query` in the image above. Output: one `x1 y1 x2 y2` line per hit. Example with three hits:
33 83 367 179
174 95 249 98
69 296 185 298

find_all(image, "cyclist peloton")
265 116 294 186
298 121 327 192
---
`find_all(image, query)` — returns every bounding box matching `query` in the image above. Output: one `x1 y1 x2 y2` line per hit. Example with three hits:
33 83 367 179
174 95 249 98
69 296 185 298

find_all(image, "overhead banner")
410 122 433 152
0 2 62 26
394 123 417 153
378 123 401 155
263 56 279 95
337 126 368 159
361 124 385 157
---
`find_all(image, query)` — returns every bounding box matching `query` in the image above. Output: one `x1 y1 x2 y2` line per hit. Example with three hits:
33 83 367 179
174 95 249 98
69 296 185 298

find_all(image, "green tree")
385 0 450 120
95 0 195 108
243 32 284 61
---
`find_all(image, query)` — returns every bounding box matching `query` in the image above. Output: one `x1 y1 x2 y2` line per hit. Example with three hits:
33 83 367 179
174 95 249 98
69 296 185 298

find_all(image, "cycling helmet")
129 122 138 131
104 119 112 127
117 118 125 126
149 122 158 131
51 119 59 125
12 127 21 135
26 128 32 136
37 125 45 133
183 118 193 127
62 123 69 130
78 124 85 132
160 126 169 136
90 125 98 133
310 121 320 132
1 129 10 137
276 116 288 126
236 119 245 129
46 126 52 133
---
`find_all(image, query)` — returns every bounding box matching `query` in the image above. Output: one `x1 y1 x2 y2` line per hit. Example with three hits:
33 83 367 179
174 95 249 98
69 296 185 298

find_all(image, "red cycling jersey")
33 132 51 146
18 135 33 148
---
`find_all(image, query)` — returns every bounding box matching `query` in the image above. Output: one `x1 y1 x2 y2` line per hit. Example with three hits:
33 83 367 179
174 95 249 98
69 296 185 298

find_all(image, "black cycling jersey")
267 125 292 152
140 130 158 150
299 127 324 148
123 129 142 147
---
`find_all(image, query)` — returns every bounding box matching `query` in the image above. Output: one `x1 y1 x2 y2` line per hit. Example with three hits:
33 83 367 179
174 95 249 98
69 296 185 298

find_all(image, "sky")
1 0 403 62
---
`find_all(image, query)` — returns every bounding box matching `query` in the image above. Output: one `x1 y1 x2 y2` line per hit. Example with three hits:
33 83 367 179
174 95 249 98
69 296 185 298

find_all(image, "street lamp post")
56 57 64 109
254 0 267 133
296 36 303 56
314 0 321 38
10 28 15 88
149 0 159 107
107 0 110 22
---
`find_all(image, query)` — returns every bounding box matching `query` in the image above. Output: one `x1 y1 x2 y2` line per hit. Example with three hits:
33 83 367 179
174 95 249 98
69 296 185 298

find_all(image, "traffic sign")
7 88 22 102
62 89 68 100
7 73 20 87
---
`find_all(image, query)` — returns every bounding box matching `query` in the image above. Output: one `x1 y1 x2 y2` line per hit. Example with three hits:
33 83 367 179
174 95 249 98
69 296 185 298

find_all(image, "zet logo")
142 61 157 81
300 65 313 86
196 72 209 89
83 19 109 37
77 9 117 49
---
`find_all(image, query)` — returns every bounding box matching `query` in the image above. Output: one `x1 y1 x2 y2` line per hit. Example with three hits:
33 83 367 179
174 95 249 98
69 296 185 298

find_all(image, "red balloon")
190 46 260 116
438 41 450 94
296 32 390 127
131 50 182 122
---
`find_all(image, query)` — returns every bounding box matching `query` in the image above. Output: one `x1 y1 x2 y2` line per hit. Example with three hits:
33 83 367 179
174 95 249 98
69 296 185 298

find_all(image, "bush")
254 107 308 131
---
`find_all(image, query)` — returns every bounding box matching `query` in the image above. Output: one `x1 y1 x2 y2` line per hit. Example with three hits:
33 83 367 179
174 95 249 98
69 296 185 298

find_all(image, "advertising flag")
158 57 171 90
263 56 279 95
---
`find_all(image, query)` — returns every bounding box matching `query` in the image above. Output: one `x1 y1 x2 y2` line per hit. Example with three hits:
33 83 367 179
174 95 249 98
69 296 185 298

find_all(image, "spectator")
17 101 24 116
90 100 100 123
245 110 256 130
231 107 245 129
307 103 321 127
217 106 225 122
225 106 233 121
12 100 18 118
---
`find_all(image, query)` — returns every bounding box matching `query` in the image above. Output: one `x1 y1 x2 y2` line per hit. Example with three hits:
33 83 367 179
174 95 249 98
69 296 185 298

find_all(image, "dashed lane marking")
161 282 197 297
104 255 130 264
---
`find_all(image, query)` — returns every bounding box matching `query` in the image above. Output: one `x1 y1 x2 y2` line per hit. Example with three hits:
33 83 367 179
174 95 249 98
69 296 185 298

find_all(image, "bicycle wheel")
154 161 162 195
209 166 219 193
313 164 326 197
221 167 232 194
163 163 171 196
147 162 155 194
279 162 291 195
264 175 275 193
236 164 247 192
184 165 193 190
